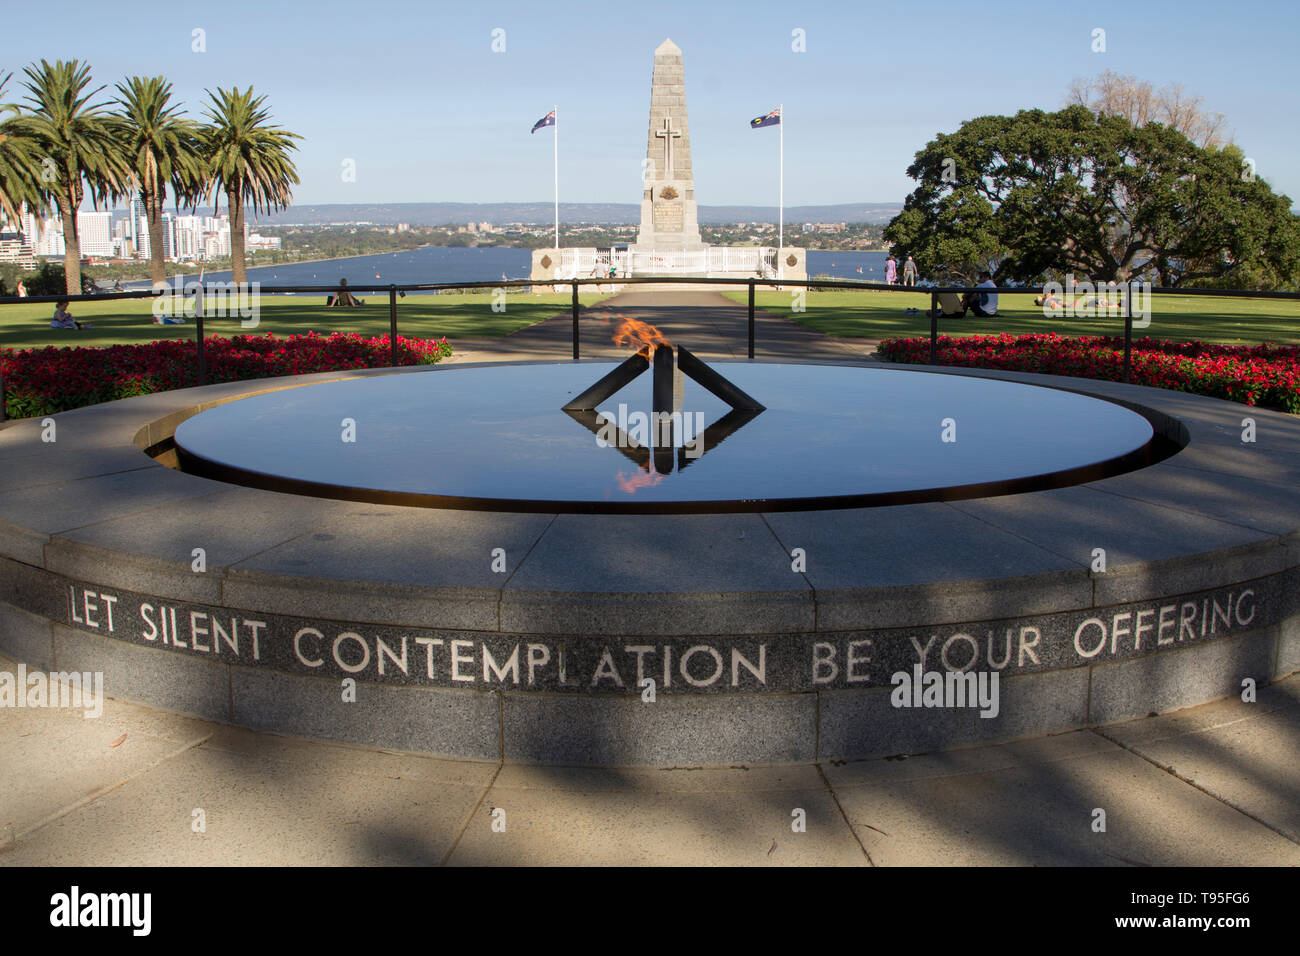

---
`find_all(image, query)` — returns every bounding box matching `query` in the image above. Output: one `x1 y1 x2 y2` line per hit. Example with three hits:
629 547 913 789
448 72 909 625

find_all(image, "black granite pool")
173 362 1159 512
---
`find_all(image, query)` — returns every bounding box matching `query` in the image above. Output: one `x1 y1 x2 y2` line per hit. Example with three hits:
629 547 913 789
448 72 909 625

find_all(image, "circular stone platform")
0 358 1297 766
171 363 1159 512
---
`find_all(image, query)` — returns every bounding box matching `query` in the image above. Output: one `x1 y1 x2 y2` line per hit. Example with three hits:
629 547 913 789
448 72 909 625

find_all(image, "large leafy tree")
0 71 45 224
8 60 131 294
199 86 299 284
114 76 204 286
885 105 1300 289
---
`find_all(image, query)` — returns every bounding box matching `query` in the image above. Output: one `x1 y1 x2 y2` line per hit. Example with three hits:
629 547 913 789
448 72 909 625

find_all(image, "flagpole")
778 103 784 281
553 104 559 252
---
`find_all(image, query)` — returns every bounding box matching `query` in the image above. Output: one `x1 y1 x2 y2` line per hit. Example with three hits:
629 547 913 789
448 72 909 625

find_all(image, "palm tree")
0 71 45 225
200 86 299 284
8 60 131 294
114 76 204 286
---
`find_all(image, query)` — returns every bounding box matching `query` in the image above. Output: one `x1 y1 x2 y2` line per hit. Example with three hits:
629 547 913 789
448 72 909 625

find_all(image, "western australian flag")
531 110 556 134
750 108 781 129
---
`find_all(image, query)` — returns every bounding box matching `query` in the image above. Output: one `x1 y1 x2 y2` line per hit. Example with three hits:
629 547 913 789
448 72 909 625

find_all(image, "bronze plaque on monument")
653 202 684 233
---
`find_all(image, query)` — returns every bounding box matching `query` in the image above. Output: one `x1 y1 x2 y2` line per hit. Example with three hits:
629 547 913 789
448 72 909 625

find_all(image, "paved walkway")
442 289 880 365
1 649 1295 865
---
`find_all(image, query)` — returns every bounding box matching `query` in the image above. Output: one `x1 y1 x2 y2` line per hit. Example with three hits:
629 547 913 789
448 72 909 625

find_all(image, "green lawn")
722 290 1300 345
0 292 612 350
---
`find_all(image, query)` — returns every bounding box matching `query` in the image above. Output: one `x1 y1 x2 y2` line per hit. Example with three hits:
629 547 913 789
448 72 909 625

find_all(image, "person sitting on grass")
925 272 999 319
50 301 91 330
327 278 364 307
960 271 998 317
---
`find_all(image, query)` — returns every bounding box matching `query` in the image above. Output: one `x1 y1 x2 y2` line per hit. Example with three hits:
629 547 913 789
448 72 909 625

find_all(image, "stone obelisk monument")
634 38 705 252
529 38 807 284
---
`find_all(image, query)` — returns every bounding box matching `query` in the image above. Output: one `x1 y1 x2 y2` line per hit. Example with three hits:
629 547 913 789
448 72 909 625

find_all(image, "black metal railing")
1 276 1296 422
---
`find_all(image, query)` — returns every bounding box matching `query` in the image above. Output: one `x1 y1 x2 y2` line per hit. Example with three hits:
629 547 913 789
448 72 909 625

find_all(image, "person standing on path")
903 255 917 286
885 255 897 285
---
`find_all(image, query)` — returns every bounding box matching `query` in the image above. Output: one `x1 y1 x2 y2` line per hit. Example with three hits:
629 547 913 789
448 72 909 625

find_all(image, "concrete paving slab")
0 652 214 838
0 468 226 545
948 484 1271 569
448 762 866 866
507 512 797 592
762 503 1081 591
0 724 494 866
0 445 152 489
1091 462 1300 535
1098 684 1300 843
826 732 1300 866
502 511 814 634
46 487 356 604
231 505 553 591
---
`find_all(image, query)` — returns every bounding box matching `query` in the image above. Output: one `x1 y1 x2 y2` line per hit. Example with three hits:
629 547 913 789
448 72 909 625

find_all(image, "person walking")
903 255 917 286
884 255 897 285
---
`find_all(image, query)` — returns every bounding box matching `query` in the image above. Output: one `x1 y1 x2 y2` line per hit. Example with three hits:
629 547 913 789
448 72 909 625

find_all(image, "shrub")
0 331 453 418
877 333 1300 414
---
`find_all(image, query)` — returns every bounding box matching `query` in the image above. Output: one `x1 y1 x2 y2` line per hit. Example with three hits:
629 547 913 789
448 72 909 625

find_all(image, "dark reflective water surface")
174 363 1155 509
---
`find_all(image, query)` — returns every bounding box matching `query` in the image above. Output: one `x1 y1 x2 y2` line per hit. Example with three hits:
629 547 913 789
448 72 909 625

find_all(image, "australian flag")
750 108 781 129
531 110 556 134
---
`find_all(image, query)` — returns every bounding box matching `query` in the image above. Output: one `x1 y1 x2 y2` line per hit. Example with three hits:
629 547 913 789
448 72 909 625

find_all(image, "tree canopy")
883 105 1300 290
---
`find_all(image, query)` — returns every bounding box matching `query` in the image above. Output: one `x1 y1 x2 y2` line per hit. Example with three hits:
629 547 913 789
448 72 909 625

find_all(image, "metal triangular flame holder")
563 345 764 477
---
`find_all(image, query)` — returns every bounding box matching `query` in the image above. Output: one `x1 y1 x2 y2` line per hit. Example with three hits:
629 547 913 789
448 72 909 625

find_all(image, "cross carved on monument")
655 117 682 178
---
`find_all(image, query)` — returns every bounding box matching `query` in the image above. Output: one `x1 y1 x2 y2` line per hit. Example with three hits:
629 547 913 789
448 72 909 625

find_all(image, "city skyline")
2 0 1296 213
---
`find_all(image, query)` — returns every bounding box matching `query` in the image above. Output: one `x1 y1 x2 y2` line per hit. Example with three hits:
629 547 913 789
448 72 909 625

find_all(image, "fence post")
195 284 206 386
748 280 755 358
0 346 6 422
389 285 398 367
930 291 939 365
1123 283 1133 384
572 281 579 359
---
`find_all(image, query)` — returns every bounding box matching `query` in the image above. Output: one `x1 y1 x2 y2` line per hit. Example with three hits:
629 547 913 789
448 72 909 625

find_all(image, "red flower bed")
876 334 1300 414
0 332 454 419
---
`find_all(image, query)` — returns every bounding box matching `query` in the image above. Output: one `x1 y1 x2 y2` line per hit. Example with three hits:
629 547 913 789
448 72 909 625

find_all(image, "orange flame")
612 314 671 355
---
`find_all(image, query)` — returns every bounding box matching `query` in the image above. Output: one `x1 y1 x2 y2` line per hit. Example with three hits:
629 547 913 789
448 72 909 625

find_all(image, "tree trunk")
228 188 246 285
58 193 81 296
146 189 166 287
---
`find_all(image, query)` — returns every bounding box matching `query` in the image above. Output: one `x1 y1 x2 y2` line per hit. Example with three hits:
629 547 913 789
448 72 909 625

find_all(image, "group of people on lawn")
882 256 997 317
45 278 366 332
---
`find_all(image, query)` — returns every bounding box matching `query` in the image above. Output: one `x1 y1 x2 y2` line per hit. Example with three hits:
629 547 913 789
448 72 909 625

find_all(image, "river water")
126 247 894 293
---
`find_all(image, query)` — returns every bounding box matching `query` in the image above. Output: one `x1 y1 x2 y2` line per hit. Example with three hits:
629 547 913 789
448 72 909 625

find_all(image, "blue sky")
5 0 1297 212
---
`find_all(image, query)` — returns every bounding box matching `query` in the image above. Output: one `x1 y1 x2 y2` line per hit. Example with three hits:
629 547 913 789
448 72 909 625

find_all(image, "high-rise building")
128 196 144 251
76 210 113 257
174 215 201 259
36 217 64 257
161 213 175 259
20 204 39 249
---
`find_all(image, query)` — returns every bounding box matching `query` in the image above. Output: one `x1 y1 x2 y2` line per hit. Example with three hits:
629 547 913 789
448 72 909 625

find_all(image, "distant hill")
216 201 903 227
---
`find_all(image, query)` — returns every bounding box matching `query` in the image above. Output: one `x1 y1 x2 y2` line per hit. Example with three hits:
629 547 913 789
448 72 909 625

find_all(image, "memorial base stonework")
1 361 1297 765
